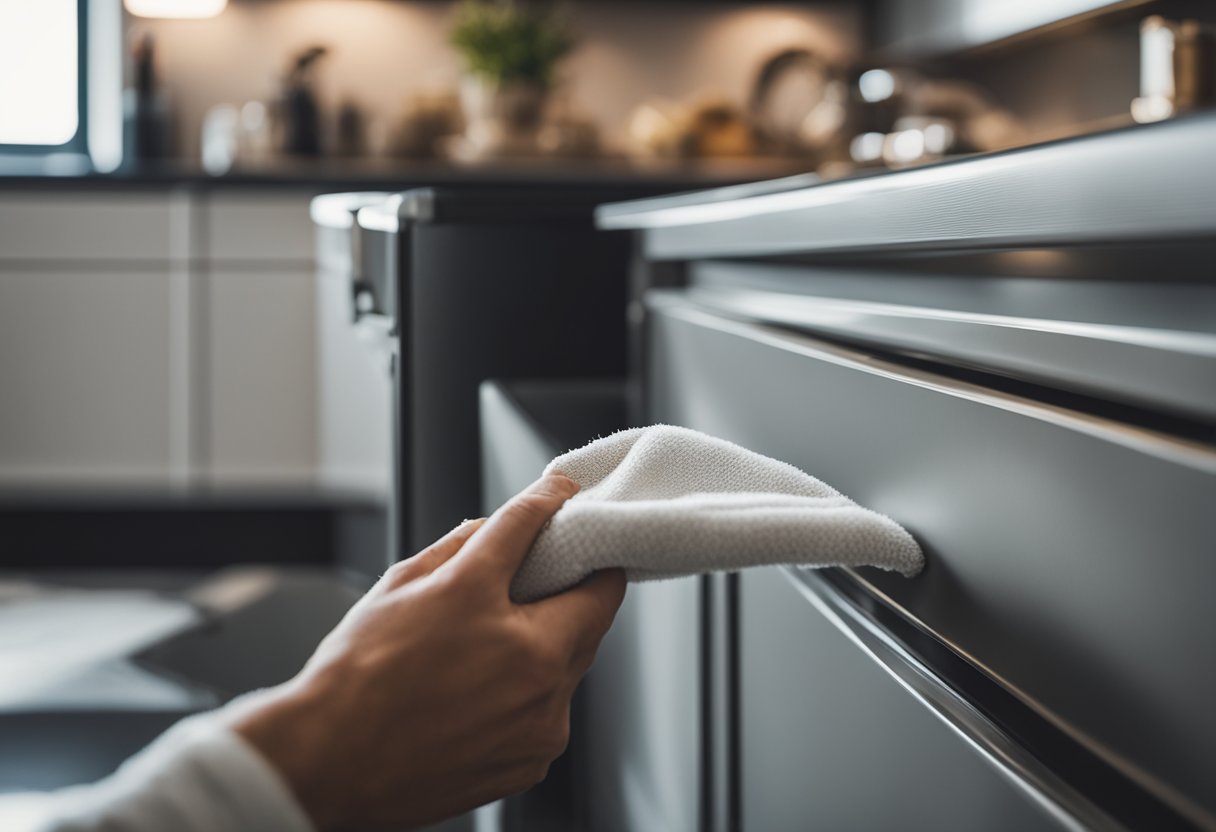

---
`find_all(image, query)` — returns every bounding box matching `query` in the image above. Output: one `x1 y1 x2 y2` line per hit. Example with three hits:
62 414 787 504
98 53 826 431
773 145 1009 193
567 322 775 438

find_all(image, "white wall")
134 1 860 158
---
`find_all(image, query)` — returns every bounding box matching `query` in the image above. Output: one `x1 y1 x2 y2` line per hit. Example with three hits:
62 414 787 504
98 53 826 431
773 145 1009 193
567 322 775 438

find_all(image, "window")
0 0 83 148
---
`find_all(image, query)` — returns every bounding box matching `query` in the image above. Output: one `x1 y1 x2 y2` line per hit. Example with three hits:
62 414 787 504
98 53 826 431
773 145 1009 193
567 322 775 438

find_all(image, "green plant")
450 1 574 87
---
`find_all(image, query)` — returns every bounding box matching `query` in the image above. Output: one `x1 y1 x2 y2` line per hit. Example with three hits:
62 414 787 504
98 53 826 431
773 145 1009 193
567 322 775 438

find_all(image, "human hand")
226 473 626 830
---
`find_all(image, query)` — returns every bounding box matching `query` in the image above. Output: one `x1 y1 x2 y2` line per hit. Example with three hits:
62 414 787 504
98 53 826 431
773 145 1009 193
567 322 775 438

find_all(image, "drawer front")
0 269 174 482
687 261 1216 422
740 567 1065 832
0 191 185 262
647 295 1216 822
206 193 316 263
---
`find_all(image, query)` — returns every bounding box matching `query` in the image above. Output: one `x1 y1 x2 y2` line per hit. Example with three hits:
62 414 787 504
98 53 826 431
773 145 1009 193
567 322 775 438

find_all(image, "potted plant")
449 0 574 157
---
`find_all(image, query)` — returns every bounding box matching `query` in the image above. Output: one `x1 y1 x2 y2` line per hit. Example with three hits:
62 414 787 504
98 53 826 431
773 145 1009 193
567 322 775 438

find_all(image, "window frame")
0 0 89 156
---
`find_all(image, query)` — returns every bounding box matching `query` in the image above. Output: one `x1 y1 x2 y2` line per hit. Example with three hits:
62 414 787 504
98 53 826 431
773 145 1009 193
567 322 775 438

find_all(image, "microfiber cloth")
510 425 924 603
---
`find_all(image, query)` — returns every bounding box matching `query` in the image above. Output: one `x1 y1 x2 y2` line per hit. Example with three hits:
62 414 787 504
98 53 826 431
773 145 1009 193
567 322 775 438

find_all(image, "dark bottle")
124 32 172 162
280 46 328 157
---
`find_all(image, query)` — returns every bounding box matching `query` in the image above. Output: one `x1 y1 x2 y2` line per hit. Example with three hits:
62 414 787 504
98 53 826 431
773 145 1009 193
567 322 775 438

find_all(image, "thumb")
449 472 579 585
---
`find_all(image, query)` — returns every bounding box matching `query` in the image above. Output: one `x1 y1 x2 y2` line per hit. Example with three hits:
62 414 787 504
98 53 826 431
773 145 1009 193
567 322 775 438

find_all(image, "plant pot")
458 75 549 158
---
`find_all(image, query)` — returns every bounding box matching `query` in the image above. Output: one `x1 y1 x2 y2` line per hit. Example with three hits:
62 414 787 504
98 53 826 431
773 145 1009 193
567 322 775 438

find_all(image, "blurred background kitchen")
1 0 1215 829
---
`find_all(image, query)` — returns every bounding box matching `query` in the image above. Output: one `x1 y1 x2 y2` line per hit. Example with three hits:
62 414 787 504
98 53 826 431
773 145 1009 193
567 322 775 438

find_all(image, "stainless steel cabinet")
598 116 1216 832
739 567 1062 831
479 381 701 832
646 289 1215 829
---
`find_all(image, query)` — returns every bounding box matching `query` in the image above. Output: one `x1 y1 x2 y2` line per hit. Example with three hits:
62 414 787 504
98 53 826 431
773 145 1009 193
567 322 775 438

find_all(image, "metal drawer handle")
781 566 1116 832
653 299 1216 475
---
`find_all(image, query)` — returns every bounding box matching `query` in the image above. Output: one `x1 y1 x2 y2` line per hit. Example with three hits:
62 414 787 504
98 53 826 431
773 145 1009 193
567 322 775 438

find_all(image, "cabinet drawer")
479 380 699 832
740 567 1065 831
206 193 315 264
0 191 185 262
206 270 316 485
0 270 173 482
647 294 1216 823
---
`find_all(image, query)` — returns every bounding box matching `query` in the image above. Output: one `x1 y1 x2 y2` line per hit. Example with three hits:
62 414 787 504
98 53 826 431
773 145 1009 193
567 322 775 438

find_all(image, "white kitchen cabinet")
205 192 317 264
204 268 317 486
0 191 189 262
0 187 322 490
0 268 176 483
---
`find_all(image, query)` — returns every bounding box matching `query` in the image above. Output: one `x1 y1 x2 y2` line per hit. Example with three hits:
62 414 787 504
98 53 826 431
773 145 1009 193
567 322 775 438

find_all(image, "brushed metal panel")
739 567 1064 831
648 298 1216 822
686 261 1216 421
479 380 699 832
599 115 1216 259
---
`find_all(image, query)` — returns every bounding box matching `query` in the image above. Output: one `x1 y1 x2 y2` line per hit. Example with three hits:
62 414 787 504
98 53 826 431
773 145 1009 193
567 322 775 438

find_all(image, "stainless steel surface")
686 261 1216 421
379 189 629 556
736 567 1074 831
781 567 1109 831
873 0 1137 55
479 380 697 832
653 296 1216 474
647 293 1216 824
598 114 1216 259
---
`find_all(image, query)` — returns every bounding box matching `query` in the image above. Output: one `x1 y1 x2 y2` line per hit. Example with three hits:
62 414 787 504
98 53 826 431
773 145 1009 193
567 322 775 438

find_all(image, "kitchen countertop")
0 154 814 193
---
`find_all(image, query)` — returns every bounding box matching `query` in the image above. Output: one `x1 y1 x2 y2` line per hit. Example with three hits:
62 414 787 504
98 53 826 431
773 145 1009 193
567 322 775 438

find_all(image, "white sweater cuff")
29 711 315 832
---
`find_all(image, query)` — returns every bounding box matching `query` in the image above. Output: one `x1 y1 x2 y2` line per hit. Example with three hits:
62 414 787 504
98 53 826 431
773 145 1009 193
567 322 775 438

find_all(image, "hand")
226 473 626 831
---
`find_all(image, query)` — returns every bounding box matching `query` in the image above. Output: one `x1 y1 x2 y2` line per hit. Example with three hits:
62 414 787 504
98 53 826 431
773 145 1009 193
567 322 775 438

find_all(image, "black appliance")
353 187 642 562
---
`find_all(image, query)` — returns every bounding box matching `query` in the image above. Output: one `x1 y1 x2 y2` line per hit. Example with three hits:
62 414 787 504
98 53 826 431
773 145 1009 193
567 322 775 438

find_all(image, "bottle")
279 46 328 157
123 32 172 163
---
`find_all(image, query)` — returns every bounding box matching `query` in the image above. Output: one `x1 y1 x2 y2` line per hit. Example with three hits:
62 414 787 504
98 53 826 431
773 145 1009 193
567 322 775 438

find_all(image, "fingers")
528 568 626 672
384 518 487 589
449 473 579 584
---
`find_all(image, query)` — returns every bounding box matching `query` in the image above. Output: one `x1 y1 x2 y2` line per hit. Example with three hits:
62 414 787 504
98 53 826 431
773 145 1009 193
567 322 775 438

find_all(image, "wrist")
226 678 347 831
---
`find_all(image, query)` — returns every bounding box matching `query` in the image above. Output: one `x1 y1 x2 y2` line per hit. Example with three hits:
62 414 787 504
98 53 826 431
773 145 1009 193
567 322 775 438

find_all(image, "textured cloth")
3 704 313 832
510 425 923 603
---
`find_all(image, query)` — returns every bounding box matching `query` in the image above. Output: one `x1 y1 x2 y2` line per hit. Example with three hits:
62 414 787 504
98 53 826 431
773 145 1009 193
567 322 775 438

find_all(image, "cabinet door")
739 568 1061 832
582 578 702 832
0 191 185 262
206 193 315 264
0 270 174 483
205 270 316 485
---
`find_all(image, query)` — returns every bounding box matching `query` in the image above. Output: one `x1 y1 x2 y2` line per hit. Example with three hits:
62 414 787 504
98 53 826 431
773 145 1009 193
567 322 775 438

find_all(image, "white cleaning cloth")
511 425 923 603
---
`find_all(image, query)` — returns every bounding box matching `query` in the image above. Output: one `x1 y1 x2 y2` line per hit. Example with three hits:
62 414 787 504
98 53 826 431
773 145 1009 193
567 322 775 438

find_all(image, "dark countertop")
0 154 814 193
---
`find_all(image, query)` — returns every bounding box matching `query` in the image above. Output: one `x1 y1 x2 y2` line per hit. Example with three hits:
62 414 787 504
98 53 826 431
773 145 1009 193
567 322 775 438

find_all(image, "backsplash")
134 0 860 160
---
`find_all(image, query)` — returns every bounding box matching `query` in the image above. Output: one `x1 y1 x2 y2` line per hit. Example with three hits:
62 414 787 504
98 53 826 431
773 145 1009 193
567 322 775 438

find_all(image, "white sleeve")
3 709 315 832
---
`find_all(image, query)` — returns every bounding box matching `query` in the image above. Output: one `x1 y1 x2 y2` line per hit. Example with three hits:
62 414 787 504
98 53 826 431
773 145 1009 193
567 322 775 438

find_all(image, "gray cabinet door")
647 294 1216 825
480 380 700 832
582 578 702 832
739 567 1063 832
